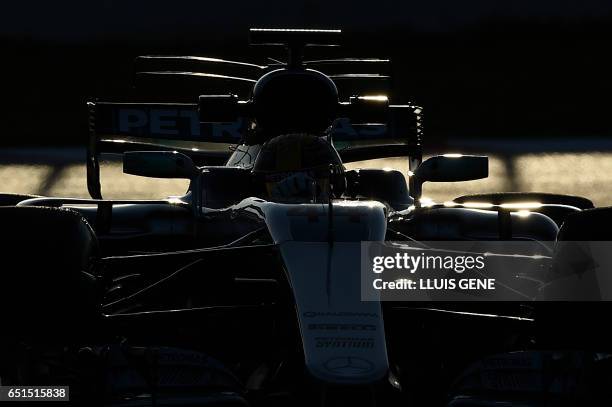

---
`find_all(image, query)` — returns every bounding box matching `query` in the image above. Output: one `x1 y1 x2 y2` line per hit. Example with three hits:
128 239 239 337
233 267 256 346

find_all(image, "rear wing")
86 100 422 199
87 29 422 199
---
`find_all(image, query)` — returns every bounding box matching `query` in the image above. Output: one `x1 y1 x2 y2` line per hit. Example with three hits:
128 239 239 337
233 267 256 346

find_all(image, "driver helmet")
252 133 346 202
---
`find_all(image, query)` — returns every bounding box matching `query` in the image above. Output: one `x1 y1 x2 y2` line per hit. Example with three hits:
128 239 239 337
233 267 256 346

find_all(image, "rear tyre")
537 207 612 349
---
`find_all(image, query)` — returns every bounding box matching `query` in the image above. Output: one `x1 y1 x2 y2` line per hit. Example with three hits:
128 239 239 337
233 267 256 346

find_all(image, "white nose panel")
280 241 389 384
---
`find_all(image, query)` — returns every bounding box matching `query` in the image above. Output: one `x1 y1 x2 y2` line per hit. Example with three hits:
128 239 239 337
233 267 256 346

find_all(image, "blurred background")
2 0 612 204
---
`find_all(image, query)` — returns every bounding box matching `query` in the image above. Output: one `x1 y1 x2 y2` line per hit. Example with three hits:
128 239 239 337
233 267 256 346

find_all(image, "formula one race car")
1 28 612 407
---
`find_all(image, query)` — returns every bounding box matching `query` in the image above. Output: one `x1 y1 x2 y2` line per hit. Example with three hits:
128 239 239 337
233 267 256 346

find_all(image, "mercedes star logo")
323 356 375 375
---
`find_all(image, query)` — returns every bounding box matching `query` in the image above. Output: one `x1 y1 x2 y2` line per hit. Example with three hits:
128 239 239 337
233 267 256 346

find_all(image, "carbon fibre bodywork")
1 28 610 407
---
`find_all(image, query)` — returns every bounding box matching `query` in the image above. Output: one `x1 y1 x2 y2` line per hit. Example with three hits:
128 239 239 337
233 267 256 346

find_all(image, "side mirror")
123 151 197 179
411 154 488 202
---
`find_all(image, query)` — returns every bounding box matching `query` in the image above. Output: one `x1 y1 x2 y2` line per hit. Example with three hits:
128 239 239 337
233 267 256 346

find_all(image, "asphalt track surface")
1 138 612 206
